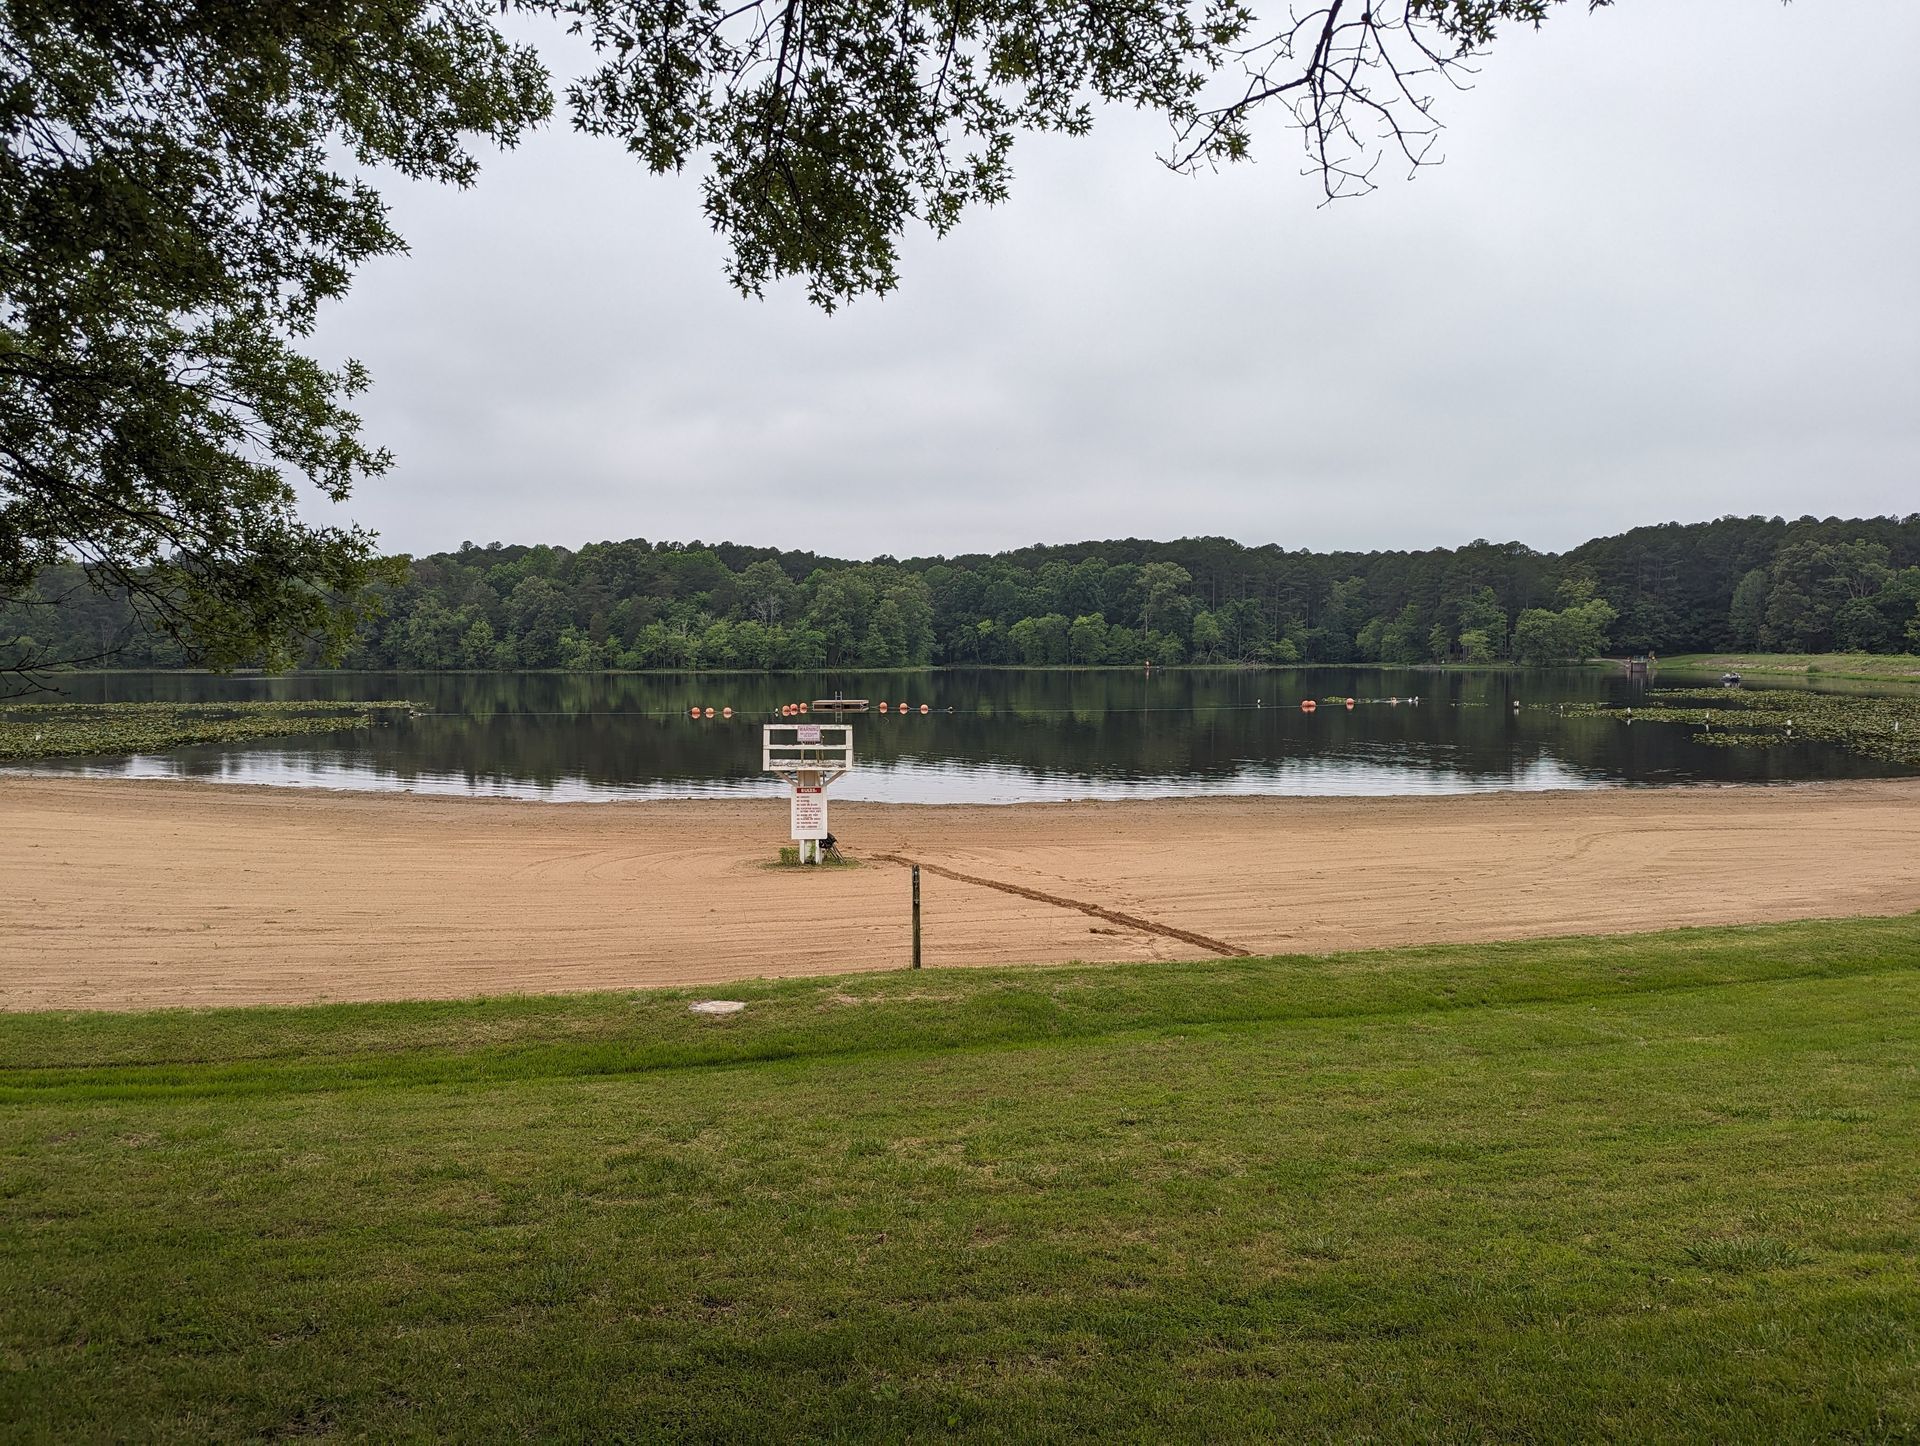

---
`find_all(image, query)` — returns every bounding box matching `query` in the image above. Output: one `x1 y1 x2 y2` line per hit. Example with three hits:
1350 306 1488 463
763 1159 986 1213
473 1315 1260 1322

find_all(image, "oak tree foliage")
545 0 1607 306
1 1 549 678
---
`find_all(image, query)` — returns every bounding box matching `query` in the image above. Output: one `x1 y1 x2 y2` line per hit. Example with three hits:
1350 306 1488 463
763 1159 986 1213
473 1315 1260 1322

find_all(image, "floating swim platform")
811 698 870 713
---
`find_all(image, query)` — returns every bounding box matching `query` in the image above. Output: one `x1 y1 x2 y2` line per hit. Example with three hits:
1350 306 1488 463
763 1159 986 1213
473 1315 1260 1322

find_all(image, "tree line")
9 514 1919 673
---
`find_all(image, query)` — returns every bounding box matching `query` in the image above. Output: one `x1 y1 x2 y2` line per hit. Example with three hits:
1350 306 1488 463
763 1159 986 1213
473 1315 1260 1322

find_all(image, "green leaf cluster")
1 1 550 674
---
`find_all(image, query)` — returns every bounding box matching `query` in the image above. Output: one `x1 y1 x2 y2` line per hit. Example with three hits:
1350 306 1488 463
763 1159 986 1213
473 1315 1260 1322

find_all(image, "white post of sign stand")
763 722 854 863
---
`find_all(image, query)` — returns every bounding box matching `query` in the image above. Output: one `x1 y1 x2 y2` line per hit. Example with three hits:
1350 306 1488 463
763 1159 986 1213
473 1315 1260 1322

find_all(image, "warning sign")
795 724 821 744
790 786 827 839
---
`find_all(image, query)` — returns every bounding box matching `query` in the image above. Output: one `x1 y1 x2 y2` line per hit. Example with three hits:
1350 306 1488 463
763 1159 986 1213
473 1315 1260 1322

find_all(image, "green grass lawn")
1659 652 1920 683
5 917 1919 1441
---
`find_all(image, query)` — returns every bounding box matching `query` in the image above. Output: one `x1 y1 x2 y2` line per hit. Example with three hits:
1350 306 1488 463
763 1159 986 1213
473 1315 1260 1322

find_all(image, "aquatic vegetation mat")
0 700 415 762
1557 688 1920 767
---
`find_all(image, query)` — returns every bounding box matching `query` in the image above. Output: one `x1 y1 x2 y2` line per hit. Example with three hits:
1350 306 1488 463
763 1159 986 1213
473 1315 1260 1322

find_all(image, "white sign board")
762 722 852 776
790 786 827 840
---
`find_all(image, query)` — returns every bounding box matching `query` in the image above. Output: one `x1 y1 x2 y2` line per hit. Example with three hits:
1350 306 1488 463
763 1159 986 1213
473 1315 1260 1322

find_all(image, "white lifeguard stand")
763 722 854 864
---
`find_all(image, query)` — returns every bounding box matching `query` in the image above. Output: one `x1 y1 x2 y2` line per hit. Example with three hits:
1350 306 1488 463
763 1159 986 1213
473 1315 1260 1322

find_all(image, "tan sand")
2 775 1918 1010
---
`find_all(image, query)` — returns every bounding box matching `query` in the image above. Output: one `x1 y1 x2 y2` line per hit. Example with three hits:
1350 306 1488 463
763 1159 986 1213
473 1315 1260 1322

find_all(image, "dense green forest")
8 515 1920 672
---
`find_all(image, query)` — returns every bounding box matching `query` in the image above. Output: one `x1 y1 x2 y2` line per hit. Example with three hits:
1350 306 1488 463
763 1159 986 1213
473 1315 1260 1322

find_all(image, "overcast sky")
309 0 1920 561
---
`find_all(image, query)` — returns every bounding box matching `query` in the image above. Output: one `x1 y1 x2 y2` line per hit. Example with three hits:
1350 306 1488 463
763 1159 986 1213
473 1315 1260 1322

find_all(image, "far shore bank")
6 775 1919 1011
1655 652 1920 683
20 652 1920 684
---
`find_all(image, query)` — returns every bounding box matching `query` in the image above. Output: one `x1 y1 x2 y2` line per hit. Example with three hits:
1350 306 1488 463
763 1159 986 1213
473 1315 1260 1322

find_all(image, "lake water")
14 668 1916 803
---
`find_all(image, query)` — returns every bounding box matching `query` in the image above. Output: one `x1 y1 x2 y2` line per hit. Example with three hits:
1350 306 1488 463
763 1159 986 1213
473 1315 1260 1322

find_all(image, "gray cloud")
308 0 1920 559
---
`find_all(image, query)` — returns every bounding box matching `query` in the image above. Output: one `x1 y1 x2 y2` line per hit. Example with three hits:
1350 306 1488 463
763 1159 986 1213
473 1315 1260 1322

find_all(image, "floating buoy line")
486 696 1430 720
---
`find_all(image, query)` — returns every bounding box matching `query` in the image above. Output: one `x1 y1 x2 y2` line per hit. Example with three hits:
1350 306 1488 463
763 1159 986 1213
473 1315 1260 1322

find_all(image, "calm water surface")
17 668 1917 803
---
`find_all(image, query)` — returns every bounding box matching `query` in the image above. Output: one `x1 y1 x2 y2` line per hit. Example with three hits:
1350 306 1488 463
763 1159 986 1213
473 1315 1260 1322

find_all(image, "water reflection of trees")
64 668 1912 791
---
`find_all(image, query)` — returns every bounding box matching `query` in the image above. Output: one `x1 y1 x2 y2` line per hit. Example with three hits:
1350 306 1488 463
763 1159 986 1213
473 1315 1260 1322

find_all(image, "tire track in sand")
872 853 1250 958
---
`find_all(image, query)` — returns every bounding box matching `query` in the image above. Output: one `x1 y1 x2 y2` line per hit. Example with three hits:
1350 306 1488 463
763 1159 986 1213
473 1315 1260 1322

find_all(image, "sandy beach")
3 774 1918 1010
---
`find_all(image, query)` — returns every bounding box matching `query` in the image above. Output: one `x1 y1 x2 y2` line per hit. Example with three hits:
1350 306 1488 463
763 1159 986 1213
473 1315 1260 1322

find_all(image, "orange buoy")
1345 698 1356 710
879 701 889 713
689 705 700 719
919 704 930 715
704 707 715 719
721 707 733 719
897 702 907 714
798 702 809 714
1301 699 1317 712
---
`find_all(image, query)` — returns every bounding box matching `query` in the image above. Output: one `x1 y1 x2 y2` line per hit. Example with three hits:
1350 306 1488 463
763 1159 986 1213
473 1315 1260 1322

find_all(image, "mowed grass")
1661 652 1920 683
4 918 1919 1441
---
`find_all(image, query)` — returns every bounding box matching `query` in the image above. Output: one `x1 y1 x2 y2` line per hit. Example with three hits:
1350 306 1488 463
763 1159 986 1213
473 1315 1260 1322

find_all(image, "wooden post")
911 865 922 969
